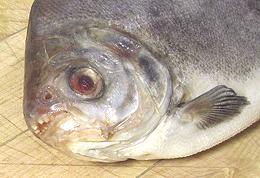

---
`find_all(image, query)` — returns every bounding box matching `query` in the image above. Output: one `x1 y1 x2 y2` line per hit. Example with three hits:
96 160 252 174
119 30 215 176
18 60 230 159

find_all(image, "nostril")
44 91 53 101
37 86 57 104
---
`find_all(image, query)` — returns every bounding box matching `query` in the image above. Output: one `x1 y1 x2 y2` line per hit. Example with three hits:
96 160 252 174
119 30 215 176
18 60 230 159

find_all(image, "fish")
24 0 260 162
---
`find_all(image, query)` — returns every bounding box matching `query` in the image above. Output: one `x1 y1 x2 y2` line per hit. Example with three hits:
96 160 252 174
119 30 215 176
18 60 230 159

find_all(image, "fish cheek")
138 55 160 83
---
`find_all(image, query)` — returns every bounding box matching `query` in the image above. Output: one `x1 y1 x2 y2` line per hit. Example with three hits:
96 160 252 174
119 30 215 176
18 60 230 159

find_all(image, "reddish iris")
70 74 95 94
78 75 94 92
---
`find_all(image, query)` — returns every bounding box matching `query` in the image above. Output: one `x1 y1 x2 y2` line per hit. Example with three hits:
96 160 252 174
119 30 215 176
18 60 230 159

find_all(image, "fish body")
24 0 260 162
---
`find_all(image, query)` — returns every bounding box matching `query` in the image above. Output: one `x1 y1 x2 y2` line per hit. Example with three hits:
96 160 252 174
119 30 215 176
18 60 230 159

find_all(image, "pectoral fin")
179 85 249 129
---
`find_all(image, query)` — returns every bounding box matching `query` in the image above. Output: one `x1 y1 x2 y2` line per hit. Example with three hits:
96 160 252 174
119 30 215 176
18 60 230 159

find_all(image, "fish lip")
28 109 114 145
29 111 68 137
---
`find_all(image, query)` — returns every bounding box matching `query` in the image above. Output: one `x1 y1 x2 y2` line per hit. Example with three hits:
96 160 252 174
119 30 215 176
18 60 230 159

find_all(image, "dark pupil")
78 75 94 91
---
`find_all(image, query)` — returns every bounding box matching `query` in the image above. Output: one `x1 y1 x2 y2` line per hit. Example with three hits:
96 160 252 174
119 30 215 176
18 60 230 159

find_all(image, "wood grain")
0 0 33 40
0 1 259 178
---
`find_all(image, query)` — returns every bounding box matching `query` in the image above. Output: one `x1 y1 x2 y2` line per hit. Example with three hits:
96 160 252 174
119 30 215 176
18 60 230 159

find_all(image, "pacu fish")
24 0 260 162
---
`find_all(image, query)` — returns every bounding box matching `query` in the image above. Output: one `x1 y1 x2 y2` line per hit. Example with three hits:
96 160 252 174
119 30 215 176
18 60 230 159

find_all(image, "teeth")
33 111 67 135
32 125 38 130
35 129 40 134
31 122 38 130
38 118 44 124
43 117 50 123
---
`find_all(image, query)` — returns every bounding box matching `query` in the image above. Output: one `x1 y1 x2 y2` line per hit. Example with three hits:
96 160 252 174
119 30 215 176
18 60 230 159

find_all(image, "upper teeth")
43 117 50 123
31 115 52 134
37 114 51 125
32 124 38 130
35 130 40 134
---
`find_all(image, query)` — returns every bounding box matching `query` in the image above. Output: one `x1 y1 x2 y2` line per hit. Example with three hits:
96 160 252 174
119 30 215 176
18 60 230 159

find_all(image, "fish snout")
37 86 59 106
34 113 112 146
25 85 68 136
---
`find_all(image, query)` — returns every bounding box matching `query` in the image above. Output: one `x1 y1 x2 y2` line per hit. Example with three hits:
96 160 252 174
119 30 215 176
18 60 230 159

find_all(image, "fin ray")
179 85 249 129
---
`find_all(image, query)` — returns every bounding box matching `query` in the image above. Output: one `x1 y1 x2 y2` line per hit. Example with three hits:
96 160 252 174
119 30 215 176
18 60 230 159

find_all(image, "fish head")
24 20 173 160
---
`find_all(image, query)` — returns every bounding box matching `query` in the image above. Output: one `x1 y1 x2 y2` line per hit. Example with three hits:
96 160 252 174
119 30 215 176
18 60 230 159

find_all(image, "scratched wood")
0 0 33 40
0 1 259 178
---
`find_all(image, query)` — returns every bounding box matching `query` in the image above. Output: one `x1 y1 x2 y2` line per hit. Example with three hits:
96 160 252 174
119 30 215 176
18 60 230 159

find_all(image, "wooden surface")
0 1 259 178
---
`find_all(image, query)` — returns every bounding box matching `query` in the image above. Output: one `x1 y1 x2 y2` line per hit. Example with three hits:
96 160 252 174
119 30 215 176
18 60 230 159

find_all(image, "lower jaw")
60 140 126 162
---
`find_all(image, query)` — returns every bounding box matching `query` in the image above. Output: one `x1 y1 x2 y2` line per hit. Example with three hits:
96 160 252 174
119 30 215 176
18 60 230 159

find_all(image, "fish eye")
69 67 103 99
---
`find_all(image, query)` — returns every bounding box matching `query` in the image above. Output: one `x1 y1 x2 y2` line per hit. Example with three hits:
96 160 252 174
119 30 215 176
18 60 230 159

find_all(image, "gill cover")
24 0 173 161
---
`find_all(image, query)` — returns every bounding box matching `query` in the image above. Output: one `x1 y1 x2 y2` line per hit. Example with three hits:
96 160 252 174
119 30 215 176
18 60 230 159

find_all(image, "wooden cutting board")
0 1 259 177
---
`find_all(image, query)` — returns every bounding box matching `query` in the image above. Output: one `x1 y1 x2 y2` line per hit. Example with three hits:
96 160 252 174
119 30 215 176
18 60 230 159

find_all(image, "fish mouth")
28 110 114 147
30 111 65 135
26 107 166 161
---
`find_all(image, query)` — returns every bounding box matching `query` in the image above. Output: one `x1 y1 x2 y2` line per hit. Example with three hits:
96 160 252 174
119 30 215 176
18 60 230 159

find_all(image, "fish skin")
29 0 260 77
24 0 260 162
